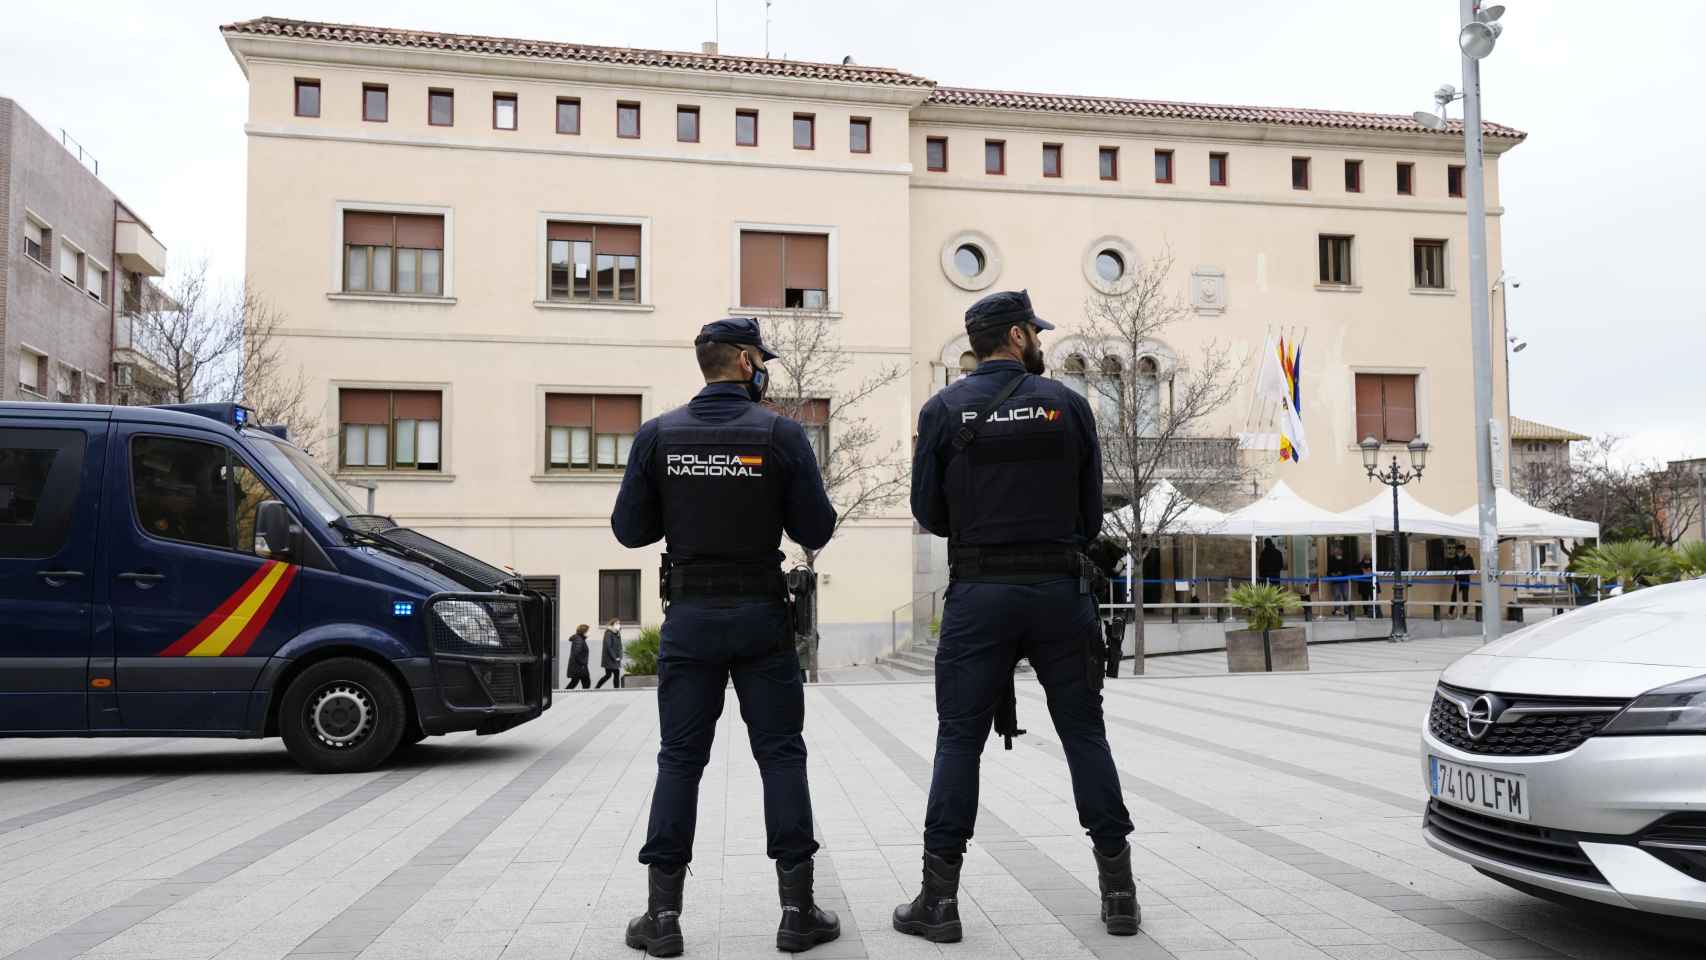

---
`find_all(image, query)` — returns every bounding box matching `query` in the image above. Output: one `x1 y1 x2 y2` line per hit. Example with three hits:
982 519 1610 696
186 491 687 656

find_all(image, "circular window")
954 244 986 278
1095 250 1125 283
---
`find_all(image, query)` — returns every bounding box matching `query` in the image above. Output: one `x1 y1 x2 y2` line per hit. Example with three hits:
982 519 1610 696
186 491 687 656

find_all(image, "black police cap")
964 289 1054 335
695 317 779 360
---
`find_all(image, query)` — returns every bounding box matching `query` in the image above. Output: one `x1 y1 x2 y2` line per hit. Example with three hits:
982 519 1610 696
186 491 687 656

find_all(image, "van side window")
232 461 284 557
132 437 234 549
0 428 86 558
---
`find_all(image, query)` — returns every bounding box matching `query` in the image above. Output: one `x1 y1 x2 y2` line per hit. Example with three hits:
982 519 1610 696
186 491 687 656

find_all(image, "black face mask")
745 365 770 403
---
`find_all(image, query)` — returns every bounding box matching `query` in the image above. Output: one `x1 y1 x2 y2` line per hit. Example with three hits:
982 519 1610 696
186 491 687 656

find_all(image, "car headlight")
1601 674 1706 735
434 600 502 647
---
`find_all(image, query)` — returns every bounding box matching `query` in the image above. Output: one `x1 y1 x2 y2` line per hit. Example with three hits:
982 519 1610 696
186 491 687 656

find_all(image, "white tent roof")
1348 487 1480 538
1451 487 1600 540
1105 478 1229 535
1217 479 1369 537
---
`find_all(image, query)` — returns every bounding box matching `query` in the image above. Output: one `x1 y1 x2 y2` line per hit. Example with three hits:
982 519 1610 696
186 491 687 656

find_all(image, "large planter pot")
1225 627 1308 673
623 674 660 689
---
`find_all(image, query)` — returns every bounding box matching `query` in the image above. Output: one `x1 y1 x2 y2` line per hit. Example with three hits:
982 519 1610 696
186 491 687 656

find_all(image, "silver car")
1421 579 1706 921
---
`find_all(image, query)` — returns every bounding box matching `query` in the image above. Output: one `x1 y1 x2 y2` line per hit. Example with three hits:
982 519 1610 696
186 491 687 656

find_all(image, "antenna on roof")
764 0 772 58
714 0 719 48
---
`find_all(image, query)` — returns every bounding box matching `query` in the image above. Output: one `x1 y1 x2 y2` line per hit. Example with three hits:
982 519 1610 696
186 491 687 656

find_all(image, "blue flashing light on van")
0 401 553 773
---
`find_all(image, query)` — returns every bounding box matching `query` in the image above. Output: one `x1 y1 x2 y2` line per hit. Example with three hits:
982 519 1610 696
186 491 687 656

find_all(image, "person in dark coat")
597 618 624 688
565 624 592 689
1258 539 1285 587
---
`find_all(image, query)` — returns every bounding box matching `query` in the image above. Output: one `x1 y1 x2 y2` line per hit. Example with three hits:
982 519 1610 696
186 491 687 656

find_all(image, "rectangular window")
363 84 388 122
546 394 640 472
0 427 85 558
339 389 442 471
676 106 699 143
1344 159 1362 193
773 399 829 465
926 136 947 172
1291 156 1310 190
1154 149 1173 184
598 570 640 625
984 139 1004 175
793 113 815 150
1448 164 1465 198
849 117 870 154
1413 239 1447 289
429 89 454 126
1397 161 1414 196
1355 373 1419 444
343 211 445 296
59 241 83 286
545 221 642 303
739 230 828 310
736 109 758 146
18 351 44 393
1100 147 1119 181
86 263 106 303
493 93 517 130
23 217 46 264
617 102 641 139
1209 152 1229 186
1042 143 1062 178
1318 234 1354 285
294 79 320 118
556 97 581 134
54 365 75 403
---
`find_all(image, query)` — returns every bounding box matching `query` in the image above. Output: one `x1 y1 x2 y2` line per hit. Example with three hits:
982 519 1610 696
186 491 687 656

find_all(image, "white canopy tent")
1451 487 1600 540
1104 478 1229 535
1218 480 1370 582
1348 487 1479 539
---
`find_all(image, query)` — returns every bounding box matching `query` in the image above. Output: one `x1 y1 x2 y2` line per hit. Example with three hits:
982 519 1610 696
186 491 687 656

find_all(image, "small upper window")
618 102 641 139
429 89 454 127
294 79 320 118
363 84 388 122
1291 157 1310 190
1448 164 1465 198
954 244 986 278
1345 159 1362 193
556 97 581 134
493 93 517 131
1154 149 1173 184
736 109 758 146
793 113 815 150
1042 143 1062 178
1095 250 1125 284
850 118 871 154
677 106 700 143
1099 147 1119 181
1209 152 1228 186
984 140 1005 175
1397 162 1415 196
23 217 46 264
926 136 947 172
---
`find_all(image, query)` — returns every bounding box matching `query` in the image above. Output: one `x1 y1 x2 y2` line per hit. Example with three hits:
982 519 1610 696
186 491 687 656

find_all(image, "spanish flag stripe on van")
224 564 300 657
157 560 296 658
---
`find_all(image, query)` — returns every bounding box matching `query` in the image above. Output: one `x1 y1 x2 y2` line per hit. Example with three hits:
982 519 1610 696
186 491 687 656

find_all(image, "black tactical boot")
625 865 685 957
1094 843 1140 935
892 851 962 943
775 859 841 952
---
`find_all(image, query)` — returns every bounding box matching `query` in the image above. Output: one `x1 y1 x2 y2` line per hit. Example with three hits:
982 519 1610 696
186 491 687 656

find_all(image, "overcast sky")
6 1 1701 463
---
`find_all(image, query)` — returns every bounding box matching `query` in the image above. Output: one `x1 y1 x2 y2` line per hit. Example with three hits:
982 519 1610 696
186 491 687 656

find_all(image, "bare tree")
225 284 326 458
1530 435 1701 546
1075 250 1252 652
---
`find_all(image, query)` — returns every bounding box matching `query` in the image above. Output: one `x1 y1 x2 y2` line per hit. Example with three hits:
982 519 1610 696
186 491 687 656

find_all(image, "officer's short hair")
969 321 1023 359
695 340 745 379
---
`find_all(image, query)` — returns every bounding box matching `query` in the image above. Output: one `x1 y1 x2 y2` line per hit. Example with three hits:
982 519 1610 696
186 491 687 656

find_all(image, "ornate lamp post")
1361 437 1430 642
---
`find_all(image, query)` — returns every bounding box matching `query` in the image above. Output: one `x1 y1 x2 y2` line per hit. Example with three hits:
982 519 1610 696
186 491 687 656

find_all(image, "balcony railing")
1100 436 1241 478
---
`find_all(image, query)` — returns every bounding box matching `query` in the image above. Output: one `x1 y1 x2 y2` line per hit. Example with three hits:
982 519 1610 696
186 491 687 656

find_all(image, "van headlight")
1601 674 1706 735
433 600 501 647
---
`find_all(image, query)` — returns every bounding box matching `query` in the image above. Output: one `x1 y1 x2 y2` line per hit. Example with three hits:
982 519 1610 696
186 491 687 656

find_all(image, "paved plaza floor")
1 637 1699 960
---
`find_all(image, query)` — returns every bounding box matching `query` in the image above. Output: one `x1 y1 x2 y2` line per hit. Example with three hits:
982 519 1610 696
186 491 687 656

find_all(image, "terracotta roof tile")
220 17 932 88
1510 417 1588 441
926 86 1526 140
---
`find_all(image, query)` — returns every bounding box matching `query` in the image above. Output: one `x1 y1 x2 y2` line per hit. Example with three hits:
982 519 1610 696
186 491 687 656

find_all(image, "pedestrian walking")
1258 538 1285 587
596 618 624 689
610 317 840 956
897 290 1138 942
1451 542 1475 618
1327 544 1350 616
565 624 592 689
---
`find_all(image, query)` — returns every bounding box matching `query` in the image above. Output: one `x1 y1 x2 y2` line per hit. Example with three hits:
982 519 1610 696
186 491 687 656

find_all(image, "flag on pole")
1257 335 1309 463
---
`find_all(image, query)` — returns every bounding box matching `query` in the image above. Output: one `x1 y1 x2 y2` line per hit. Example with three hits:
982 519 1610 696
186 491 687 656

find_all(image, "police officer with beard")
894 290 1139 941
611 317 840 957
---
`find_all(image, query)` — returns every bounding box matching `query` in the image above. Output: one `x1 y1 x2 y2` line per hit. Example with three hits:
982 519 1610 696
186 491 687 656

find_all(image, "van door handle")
117 571 166 589
36 570 85 586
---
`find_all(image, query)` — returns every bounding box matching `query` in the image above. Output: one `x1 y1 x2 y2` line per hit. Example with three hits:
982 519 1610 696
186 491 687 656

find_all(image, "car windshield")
246 432 363 523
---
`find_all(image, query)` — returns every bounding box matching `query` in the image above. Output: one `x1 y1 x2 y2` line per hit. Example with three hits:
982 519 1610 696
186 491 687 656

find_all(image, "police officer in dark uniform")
894 290 1139 941
611 317 841 957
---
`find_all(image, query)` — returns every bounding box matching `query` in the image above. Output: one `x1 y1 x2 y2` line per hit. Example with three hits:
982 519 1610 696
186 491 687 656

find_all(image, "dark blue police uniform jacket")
910 358 1133 855
611 381 836 869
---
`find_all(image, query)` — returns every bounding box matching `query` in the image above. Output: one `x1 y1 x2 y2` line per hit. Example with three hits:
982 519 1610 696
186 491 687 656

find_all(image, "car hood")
1440 579 1706 697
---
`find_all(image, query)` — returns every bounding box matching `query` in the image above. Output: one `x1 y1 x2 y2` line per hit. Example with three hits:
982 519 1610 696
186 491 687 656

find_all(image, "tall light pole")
1362 437 1430 642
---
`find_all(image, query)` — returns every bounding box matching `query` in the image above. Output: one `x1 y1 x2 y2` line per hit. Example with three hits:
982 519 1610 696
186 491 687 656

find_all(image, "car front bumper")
1420 726 1706 920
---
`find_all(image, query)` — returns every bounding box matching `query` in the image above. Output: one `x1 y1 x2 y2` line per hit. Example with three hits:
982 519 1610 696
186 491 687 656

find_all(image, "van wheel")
279 658 406 774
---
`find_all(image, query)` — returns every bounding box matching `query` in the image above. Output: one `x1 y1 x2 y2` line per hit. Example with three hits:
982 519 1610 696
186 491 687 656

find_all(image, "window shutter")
344 212 394 245
547 221 595 242
596 225 641 257
1353 375 1384 444
393 390 442 420
801 399 829 425
340 389 390 424
546 394 594 427
740 231 785 308
1384 375 1417 442
593 395 642 434
783 234 829 292
394 214 444 249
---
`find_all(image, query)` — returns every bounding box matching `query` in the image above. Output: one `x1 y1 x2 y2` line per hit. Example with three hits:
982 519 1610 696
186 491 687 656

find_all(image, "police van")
0 401 553 772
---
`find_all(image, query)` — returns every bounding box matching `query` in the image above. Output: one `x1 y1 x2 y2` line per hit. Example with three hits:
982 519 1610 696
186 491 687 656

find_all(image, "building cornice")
908 177 1506 217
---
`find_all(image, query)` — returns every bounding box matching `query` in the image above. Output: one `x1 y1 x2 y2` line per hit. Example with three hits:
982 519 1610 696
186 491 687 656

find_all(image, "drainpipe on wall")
109 200 118 404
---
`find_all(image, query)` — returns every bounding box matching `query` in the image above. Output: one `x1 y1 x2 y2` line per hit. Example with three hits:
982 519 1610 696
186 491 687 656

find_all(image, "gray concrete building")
2 97 167 405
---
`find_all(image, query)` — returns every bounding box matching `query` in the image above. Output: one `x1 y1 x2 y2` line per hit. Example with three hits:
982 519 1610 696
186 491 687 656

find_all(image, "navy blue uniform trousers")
925 577 1134 855
638 597 818 868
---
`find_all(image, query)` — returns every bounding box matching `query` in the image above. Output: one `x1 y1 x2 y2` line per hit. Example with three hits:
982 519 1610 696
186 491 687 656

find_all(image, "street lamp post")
1362 437 1430 642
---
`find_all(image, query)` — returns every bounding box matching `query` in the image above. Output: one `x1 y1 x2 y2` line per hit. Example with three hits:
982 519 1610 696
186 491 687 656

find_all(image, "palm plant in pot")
1224 583 1307 672
622 627 662 688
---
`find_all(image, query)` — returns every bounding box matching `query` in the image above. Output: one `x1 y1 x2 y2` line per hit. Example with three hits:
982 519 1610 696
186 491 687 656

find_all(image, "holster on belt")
785 566 817 660
994 656 1026 750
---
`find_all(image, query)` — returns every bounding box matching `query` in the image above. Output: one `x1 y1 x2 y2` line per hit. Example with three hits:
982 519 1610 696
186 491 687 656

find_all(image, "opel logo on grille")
1466 694 1506 741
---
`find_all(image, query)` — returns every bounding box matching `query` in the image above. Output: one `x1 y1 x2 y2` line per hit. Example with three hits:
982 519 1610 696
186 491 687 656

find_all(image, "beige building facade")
223 17 1522 663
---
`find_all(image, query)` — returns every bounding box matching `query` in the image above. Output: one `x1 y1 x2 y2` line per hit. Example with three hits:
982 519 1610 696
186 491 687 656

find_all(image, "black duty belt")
949 544 1082 581
665 563 786 600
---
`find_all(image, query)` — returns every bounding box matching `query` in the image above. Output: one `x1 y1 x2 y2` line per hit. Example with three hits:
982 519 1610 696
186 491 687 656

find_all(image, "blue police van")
0 401 553 772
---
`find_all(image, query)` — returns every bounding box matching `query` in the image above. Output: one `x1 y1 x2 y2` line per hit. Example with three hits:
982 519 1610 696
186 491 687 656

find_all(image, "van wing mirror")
256 500 294 560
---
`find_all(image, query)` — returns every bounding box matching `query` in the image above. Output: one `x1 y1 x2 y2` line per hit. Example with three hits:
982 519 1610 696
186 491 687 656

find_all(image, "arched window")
1060 354 1089 399
1134 355 1161 436
1094 356 1123 426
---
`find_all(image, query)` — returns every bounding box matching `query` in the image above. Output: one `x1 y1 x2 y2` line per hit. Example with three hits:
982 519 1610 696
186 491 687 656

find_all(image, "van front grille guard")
425 592 550 714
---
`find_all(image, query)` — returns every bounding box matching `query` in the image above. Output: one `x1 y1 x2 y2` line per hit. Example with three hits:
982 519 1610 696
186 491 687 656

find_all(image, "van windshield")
246 432 362 523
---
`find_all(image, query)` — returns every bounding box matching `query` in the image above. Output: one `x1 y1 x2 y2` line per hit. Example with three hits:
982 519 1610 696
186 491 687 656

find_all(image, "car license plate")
1430 756 1530 821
